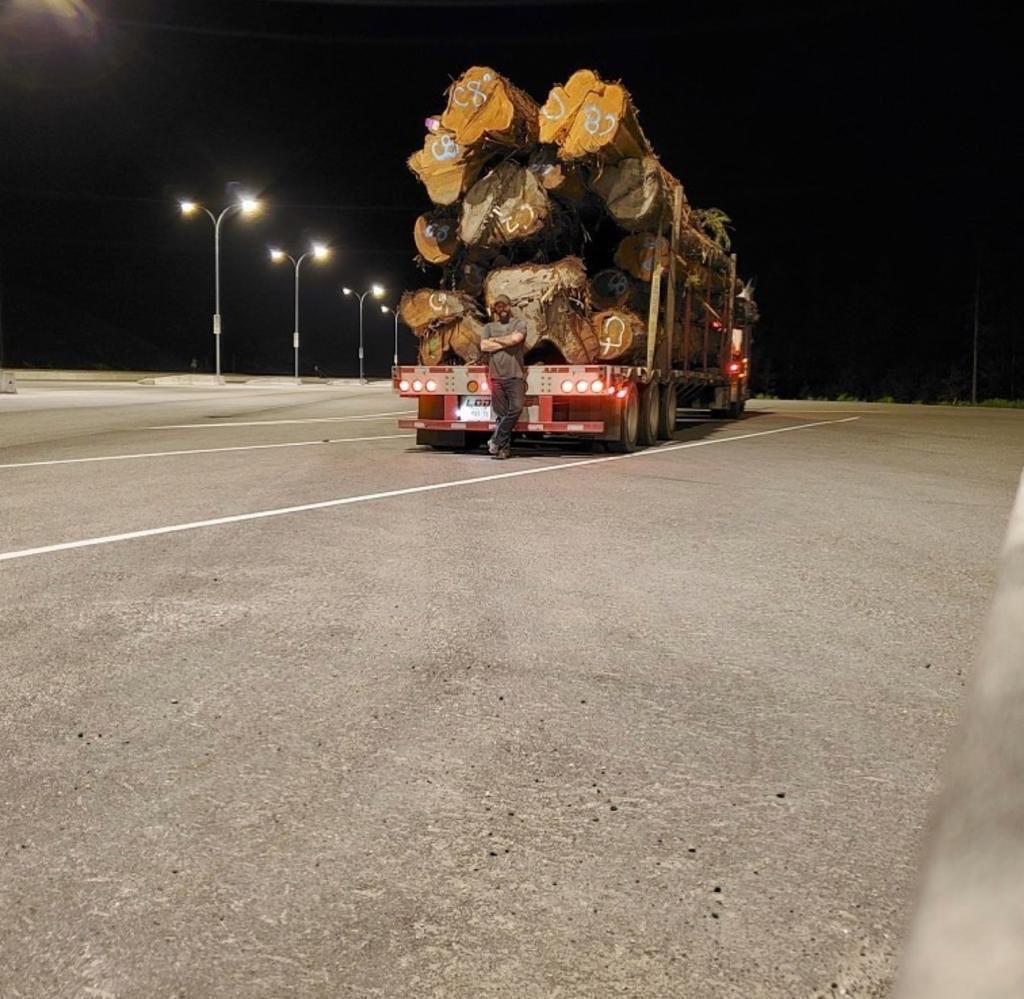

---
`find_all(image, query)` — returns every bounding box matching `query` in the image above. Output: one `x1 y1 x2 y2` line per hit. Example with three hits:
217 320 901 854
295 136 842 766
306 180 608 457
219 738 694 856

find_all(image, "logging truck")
394 66 756 450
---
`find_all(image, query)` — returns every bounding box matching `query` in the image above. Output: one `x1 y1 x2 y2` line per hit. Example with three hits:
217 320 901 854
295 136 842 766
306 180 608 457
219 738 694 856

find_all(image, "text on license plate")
458 395 492 422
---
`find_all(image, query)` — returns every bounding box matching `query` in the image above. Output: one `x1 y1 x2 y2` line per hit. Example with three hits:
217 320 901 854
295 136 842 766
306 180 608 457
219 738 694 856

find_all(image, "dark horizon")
1 0 1019 400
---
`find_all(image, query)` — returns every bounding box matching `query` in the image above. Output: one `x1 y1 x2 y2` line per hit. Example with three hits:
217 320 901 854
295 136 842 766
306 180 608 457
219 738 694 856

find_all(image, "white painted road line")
0 418 858 563
0 435 415 470
147 410 415 429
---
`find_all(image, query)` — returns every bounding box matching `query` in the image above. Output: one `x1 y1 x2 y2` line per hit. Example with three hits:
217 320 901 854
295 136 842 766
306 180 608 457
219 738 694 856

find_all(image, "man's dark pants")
490 377 526 451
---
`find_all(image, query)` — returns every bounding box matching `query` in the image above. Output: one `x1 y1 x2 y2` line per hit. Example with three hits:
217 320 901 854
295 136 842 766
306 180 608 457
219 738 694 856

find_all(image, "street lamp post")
381 305 400 370
342 283 385 384
270 243 330 381
180 194 262 381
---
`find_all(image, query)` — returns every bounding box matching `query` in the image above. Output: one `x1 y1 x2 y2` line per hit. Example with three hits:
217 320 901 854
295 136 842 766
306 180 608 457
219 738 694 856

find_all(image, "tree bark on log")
588 156 669 231
407 129 484 206
614 233 672 281
399 288 481 331
459 161 550 248
448 314 484 363
440 67 539 152
592 308 647 362
413 212 460 265
484 257 589 354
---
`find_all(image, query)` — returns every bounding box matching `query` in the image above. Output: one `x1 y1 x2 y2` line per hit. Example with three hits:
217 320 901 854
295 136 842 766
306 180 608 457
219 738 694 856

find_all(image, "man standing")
480 295 527 459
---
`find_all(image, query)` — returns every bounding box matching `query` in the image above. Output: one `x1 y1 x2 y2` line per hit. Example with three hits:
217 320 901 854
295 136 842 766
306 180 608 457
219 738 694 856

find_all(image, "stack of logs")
400 67 738 367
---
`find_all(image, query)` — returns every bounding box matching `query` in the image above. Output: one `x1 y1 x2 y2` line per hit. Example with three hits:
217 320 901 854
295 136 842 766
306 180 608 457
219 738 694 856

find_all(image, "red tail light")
616 387 629 399
590 379 604 393
727 362 741 374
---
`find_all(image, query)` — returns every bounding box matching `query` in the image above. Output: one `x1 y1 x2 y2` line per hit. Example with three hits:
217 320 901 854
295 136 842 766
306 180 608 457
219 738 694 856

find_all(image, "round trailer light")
425 379 437 391
412 380 423 392
576 379 588 393
616 386 629 399
398 379 410 391
480 381 489 393
591 379 604 393
467 379 479 393
561 379 574 393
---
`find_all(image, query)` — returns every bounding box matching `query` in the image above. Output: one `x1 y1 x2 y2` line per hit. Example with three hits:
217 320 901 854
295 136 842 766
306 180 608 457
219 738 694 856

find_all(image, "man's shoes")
492 448 512 460
487 438 499 455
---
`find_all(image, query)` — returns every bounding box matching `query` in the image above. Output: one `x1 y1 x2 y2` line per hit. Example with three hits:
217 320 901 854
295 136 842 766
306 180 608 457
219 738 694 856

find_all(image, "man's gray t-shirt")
483 318 528 380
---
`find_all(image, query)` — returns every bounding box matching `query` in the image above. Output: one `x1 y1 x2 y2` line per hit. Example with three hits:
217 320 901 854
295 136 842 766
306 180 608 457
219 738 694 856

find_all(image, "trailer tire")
608 384 640 453
657 382 678 440
638 382 660 446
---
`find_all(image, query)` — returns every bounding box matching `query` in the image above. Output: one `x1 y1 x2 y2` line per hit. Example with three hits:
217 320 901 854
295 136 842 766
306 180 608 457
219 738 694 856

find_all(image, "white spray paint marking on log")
0 418 860 563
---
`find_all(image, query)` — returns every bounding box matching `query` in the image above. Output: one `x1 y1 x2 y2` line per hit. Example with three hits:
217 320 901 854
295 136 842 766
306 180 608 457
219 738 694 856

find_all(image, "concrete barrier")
0 369 15 394
894 469 1024 997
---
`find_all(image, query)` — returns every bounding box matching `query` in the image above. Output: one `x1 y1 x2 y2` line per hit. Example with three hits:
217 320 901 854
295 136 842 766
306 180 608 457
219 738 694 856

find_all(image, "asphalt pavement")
1 383 1022 998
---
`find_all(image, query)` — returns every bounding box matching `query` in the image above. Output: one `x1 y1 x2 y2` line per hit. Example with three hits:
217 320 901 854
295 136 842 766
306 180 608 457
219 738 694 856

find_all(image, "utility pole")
972 251 981 405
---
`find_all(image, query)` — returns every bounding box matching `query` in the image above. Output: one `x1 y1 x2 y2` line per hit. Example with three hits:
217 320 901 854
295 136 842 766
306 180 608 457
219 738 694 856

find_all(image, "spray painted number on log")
599 316 626 356
541 92 565 121
452 74 494 109
424 223 451 242
429 292 449 312
605 272 629 296
430 134 461 162
583 104 618 138
497 203 536 234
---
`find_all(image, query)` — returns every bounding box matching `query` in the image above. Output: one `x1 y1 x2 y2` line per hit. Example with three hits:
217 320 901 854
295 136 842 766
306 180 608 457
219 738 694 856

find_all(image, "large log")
538 69 600 145
484 257 589 353
407 129 484 206
536 308 600 364
590 268 633 310
413 212 460 265
551 72 652 162
614 232 671 282
592 308 647 362
588 156 670 231
459 161 550 248
399 288 481 331
440 67 539 152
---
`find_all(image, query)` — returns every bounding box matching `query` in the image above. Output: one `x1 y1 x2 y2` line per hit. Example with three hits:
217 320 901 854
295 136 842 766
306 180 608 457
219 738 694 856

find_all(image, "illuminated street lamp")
380 304 400 370
269 242 330 381
341 283 384 384
179 193 263 380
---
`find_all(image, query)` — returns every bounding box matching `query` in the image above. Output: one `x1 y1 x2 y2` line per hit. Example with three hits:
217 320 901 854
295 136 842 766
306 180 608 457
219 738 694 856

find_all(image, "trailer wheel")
608 384 639 453
638 382 660 446
657 383 678 440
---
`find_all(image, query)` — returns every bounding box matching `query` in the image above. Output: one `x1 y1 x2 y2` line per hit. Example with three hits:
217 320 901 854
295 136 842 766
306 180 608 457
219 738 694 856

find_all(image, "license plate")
458 395 492 422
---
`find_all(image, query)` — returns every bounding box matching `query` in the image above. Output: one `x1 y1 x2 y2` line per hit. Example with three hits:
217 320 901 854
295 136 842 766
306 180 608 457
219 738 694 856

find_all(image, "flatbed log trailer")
394 186 754 452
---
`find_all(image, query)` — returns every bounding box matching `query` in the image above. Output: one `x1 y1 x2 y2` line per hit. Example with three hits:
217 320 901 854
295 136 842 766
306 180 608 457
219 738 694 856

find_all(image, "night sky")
0 0 1018 399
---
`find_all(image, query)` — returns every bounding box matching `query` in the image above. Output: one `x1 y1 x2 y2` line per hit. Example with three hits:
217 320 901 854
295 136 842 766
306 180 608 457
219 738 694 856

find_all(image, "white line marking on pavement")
0 435 415 470
147 410 415 429
0 417 859 563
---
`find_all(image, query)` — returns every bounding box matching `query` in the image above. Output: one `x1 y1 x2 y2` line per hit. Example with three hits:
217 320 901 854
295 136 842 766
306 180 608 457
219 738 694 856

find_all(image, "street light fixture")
179 192 263 380
341 283 385 384
269 242 331 381
381 304 400 370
